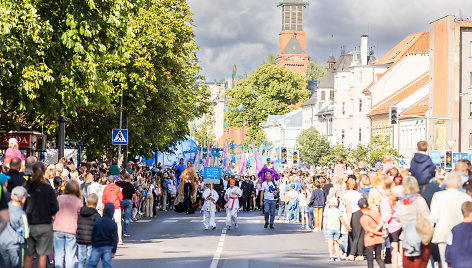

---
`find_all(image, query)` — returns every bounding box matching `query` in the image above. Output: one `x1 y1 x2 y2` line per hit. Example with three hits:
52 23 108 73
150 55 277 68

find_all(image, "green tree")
195 116 215 146
306 58 326 81
225 64 308 130
320 144 351 166
296 128 331 166
0 0 209 160
262 54 277 65
366 135 402 166
242 126 267 147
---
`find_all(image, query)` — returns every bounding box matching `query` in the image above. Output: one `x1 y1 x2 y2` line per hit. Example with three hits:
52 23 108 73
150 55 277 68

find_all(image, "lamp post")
58 103 66 159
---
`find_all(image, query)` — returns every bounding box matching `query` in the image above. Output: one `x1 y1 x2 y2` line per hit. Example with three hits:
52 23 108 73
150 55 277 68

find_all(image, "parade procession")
2 0 472 267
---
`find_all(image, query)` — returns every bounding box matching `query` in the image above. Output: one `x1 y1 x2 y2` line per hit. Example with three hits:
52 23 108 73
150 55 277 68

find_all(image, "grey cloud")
189 0 472 80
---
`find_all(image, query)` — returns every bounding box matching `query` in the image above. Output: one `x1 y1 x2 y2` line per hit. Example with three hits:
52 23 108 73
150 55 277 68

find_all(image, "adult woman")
396 176 431 268
80 173 94 201
24 162 59 268
358 174 373 197
429 172 472 268
174 168 197 214
368 172 388 211
379 179 402 268
53 180 83 268
344 178 364 261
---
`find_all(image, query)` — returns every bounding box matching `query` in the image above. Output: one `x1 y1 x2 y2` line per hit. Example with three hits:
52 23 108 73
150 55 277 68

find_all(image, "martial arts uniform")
225 186 242 228
202 187 219 230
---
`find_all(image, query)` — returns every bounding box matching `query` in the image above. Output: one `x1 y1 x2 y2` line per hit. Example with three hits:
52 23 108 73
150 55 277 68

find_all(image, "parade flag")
204 144 211 167
239 152 246 175
253 142 263 173
232 64 237 89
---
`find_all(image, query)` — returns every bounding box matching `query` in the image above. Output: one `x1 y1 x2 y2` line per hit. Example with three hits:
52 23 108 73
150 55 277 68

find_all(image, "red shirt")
360 209 384 247
102 184 123 209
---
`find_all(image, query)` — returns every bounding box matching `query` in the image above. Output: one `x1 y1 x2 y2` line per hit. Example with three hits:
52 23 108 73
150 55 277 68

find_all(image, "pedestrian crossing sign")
112 129 128 145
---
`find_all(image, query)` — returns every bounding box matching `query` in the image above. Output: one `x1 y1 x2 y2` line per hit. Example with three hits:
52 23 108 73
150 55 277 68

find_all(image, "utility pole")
58 102 66 159
124 113 128 166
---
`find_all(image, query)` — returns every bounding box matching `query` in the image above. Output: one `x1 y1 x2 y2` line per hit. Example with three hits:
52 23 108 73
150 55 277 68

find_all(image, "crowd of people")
0 137 472 268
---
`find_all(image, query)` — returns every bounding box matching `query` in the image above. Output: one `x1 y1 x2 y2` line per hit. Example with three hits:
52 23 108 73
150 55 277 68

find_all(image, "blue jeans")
287 202 298 222
78 244 92 268
53 231 77 268
277 201 286 219
121 199 132 235
264 199 276 225
86 246 112 268
308 207 314 228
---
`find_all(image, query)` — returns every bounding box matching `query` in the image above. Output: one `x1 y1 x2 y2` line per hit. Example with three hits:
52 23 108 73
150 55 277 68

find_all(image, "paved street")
114 211 368 268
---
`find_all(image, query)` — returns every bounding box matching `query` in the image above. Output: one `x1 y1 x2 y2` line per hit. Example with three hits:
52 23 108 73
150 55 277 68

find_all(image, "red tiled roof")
368 72 429 116
374 31 430 65
400 96 430 118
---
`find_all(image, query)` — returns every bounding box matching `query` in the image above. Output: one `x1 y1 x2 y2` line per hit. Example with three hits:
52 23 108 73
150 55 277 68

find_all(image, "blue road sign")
112 129 128 145
204 167 221 184
453 152 469 163
430 150 441 167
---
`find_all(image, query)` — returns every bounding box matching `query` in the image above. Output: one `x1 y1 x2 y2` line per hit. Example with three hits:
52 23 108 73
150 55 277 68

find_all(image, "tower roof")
281 36 306 54
280 0 308 6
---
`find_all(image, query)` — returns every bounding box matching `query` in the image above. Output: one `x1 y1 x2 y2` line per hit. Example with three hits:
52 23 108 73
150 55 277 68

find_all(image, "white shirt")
261 181 278 200
298 192 308 207
344 190 363 213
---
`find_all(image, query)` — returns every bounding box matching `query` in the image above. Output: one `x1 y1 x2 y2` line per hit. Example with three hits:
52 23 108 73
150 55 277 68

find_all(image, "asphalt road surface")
113 210 371 268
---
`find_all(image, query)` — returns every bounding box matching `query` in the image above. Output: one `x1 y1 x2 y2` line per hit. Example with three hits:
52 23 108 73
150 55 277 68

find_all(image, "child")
224 180 242 230
202 182 219 230
86 203 118 268
286 184 298 223
0 186 29 268
323 197 345 261
298 185 309 230
446 201 472 268
359 198 386 268
76 193 101 268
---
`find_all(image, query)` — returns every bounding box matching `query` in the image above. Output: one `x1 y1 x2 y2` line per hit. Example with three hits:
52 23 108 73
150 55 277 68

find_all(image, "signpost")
204 167 221 184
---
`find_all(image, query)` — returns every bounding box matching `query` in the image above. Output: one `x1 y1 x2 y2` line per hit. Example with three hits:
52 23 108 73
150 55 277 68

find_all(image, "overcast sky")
187 0 472 81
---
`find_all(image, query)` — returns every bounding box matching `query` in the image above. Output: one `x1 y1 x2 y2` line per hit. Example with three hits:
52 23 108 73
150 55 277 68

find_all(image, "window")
470 41 472 57
468 132 472 148
470 72 472 87
359 128 362 142
342 102 345 115
328 119 333 136
359 99 363 113
341 130 345 144
470 102 472 117
359 71 363 84
321 91 326 101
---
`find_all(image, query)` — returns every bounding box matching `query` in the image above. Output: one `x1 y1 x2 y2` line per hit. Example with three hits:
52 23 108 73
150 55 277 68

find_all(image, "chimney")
361 35 368 66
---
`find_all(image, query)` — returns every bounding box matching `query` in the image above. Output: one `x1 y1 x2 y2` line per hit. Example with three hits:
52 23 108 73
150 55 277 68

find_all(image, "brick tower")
276 0 309 78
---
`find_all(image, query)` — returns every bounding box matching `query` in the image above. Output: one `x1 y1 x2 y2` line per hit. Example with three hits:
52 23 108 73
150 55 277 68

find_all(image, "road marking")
162 219 178 223
210 227 227 268
137 220 151 223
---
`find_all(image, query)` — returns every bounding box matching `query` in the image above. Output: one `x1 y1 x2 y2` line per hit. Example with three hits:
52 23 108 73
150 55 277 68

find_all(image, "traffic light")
280 147 288 164
292 150 299 166
389 106 398 125
445 150 453 170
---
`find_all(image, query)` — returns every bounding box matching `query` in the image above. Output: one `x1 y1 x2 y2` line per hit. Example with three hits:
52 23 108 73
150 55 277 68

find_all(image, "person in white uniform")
202 182 219 230
225 179 242 230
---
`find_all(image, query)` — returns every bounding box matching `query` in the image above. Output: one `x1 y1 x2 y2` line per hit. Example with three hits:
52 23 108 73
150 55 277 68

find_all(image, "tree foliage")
0 0 209 160
262 54 277 65
297 128 331 166
306 58 326 81
225 64 308 129
318 135 402 168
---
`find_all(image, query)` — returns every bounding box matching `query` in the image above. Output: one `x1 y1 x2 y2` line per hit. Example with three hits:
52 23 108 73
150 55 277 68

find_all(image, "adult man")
22 156 37 182
6 157 26 192
175 158 185 186
240 176 253 212
160 173 171 211
116 173 135 237
224 180 242 230
202 182 219 230
260 172 278 229
409 141 436 186
102 176 123 244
